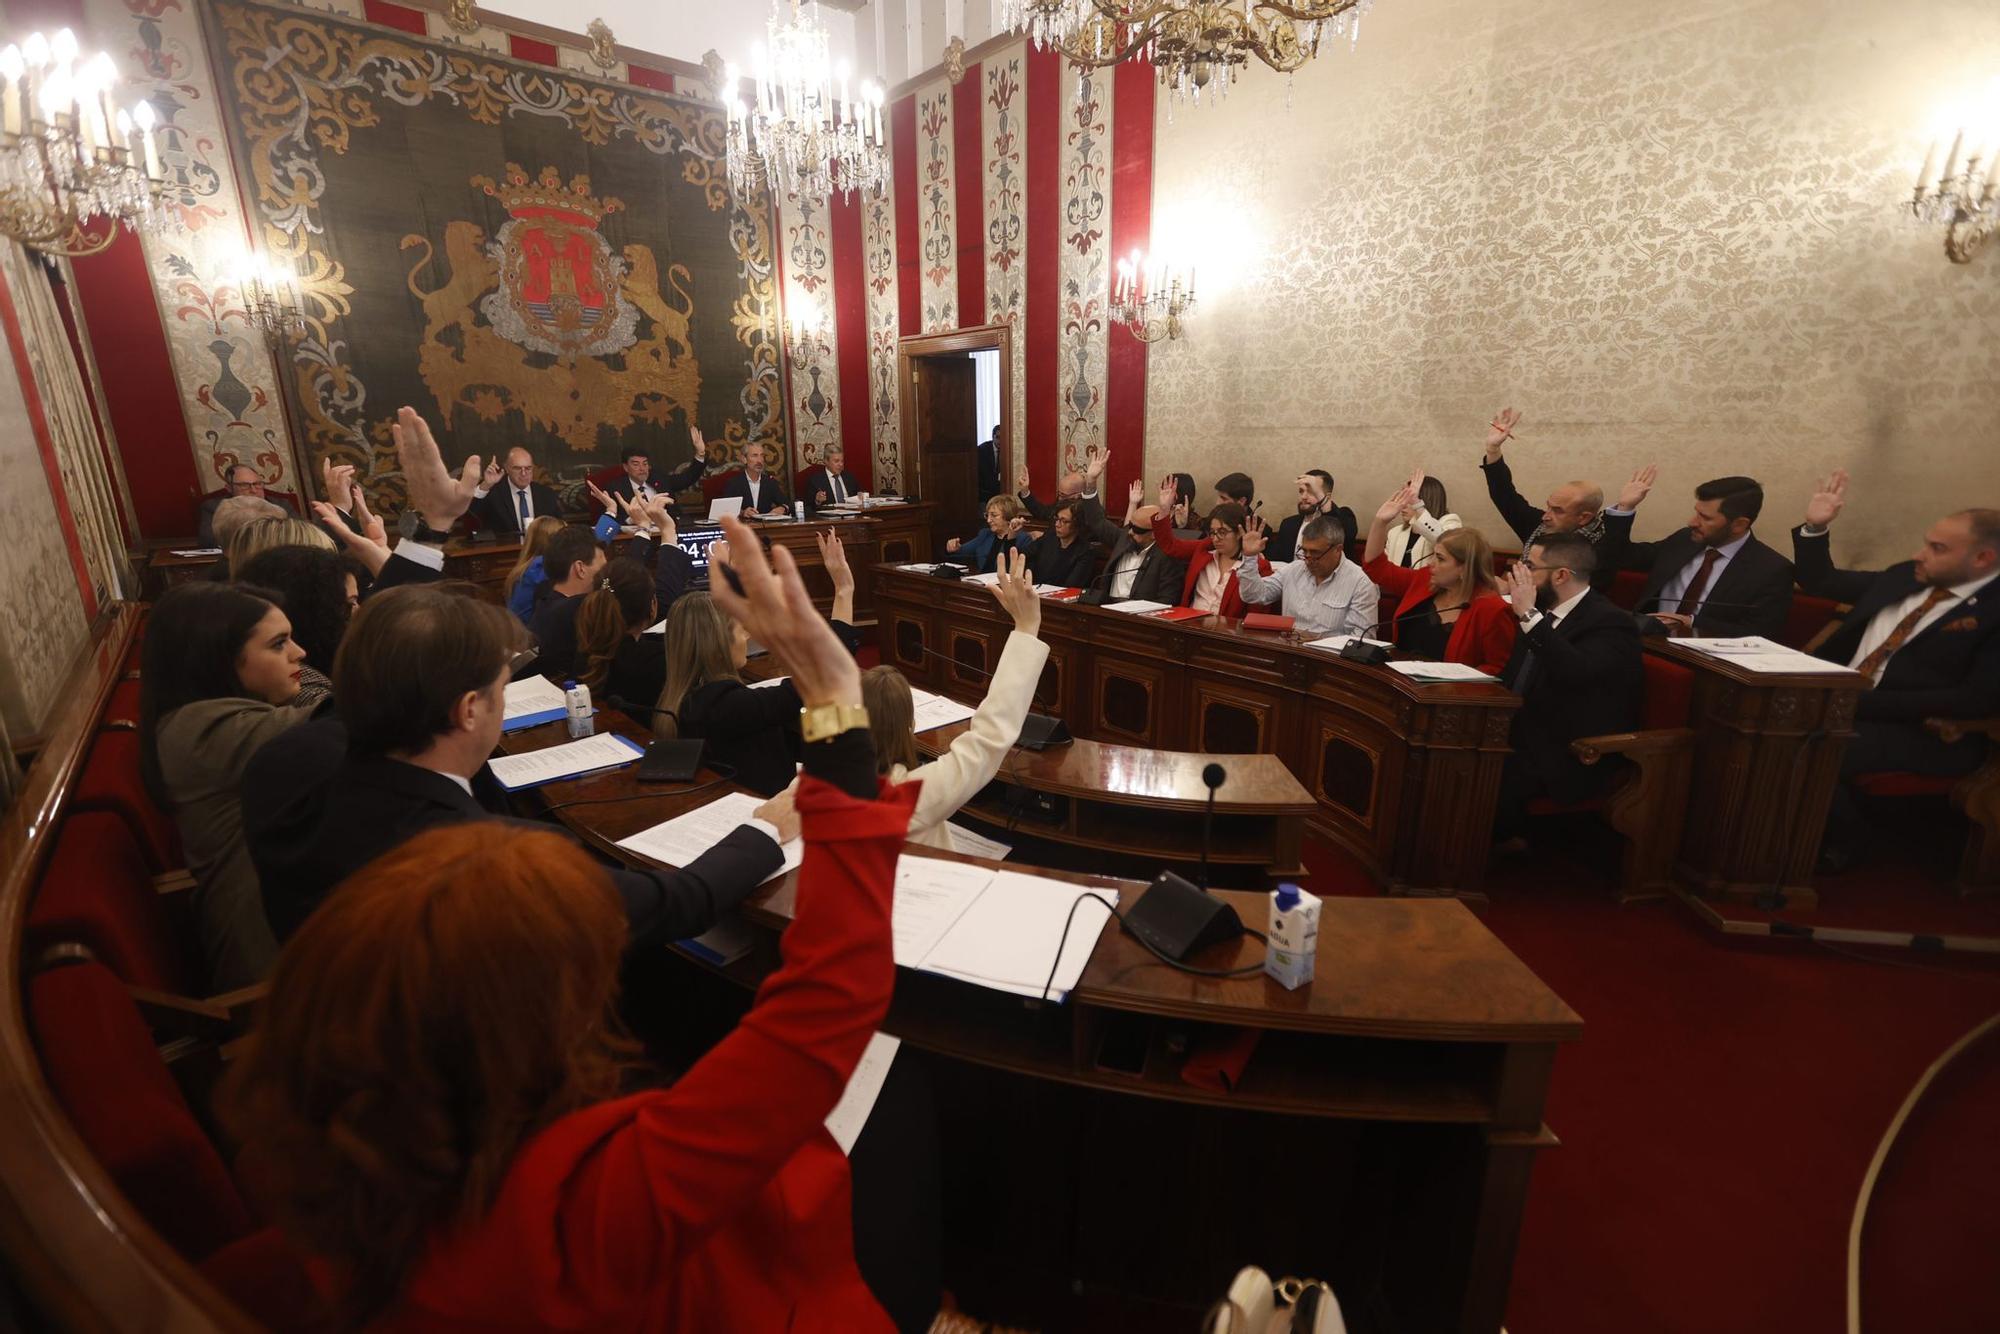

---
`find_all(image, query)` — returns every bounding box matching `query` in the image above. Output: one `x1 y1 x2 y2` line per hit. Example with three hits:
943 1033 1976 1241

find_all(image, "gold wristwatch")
799 702 870 743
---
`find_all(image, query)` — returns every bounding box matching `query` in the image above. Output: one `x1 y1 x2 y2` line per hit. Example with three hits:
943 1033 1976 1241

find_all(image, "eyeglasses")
1125 524 1149 536
1515 560 1575 574
1297 544 1334 561
1206 528 1233 540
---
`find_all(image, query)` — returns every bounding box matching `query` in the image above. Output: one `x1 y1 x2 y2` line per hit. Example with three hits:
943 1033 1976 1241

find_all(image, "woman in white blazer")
763 549 1049 852
1382 474 1463 568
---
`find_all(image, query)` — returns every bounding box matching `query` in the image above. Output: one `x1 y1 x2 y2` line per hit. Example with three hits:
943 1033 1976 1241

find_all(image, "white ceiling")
477 0 1008 88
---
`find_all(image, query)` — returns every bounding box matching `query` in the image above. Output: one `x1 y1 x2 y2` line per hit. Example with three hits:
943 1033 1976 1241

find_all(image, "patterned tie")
830 472 844 504
1675 548 1721 617
1854 586 1952 680
516 488 530 527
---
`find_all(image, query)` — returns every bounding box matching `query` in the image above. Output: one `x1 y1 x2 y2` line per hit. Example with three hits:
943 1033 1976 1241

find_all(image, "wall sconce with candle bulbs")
0 28 175 256
1112 249 1196 342
234 254 305 345
782 285 831 367
1908 93 2000 264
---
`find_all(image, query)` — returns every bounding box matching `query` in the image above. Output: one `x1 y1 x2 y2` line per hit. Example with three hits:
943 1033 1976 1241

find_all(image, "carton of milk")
1263 882 1321 990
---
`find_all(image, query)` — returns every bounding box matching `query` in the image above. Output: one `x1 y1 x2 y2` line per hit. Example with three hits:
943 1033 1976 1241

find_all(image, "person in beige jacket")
141 582 318 990
764 549 1050 851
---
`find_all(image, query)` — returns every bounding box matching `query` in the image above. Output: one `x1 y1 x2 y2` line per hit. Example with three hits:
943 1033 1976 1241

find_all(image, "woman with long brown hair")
221 516 916 1331
571 556 665 705
504 514 567 623
1361 474 1516 676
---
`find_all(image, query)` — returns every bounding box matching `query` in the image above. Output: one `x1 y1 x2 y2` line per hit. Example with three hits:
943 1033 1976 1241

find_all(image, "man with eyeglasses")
1084 485 1186 605
471 446 564 538
1492 533 1644 840
198 462 295 546
1235 513 1379 637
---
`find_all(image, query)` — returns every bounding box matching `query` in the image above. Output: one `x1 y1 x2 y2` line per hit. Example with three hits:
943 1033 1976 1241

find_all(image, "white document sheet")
960 571 1003 586
1385 660 1500 683
890 856 996 966
908 687 978 733
502 675 569 722
1681 636 1855 673
1303 634 1393 653
824 1032 901 1155
748 676 790 690
897 562 943 572
169 547 223 557
1103 599 1172 614
943 821 1012 860
916 870 1119 1002
487 733 644 790
616 791 800 883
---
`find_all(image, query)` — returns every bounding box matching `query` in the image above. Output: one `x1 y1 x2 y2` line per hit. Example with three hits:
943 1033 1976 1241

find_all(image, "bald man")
471 445 563 537
1479 406 1620 590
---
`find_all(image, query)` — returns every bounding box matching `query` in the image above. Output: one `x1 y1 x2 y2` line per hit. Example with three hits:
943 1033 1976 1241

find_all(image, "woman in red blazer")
1149 481 1277 619
1361 479 1517 675
221 531 917 1333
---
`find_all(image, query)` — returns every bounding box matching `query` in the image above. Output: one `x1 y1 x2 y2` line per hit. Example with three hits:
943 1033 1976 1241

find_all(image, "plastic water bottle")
794 500 806 523
563 679 594 739
1263 881 1321 991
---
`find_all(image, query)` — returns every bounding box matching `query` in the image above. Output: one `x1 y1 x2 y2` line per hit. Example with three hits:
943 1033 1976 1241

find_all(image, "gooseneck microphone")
1199 762 1226 891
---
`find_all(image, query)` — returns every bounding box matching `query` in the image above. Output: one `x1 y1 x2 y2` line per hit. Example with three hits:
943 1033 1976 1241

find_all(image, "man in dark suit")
1793 471 2000 870
716 440 791 516
977 435 1002 501
197 463 296 545
1493 532 1645 838
528 525 608 681
243 582 784 947
1017 445 1107 520
471 446 563 538
1597 475 1796 639
1085 500 1187 605
1269 469 1359 564
605 427 708 517
800 442 864 515
1477 405 1632 591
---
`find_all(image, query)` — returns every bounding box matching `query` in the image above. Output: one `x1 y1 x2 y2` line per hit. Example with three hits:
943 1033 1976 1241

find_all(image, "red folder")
1150 605 1206 622
1041 587 1082 601
1241 612 1295 632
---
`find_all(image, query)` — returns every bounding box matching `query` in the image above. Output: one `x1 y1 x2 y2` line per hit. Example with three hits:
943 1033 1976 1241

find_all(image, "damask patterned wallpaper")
1143 0 2000 565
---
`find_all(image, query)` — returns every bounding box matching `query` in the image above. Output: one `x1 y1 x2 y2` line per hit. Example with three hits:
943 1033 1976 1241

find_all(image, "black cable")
1038 891 1271 1002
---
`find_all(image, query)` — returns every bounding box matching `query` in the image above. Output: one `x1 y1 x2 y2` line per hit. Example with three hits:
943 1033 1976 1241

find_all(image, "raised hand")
1085 446 1108 484
1485 407 1523 459
1404 466 1426 503
1375 484 1416 524
1158 476 1179 511
310 499 391 575
815 528 854 596
643 494 677 542
1128 477 1147 512
585 478 617 517
945 536 963 554
320 457 356 507
1241 514 1269 558
704 514 860 710
391 406 480 531
350 484 386 547
689 424 706 462
1006 515 1028 540
1805 469 1848 529
482 458 503 490
708 537 731 569
989 547 1042 636
1506 560 1537 619
1615 463 1659 511
1017 465 1032 498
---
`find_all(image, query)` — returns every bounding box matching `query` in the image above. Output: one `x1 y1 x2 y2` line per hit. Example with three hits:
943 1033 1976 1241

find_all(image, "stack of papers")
620 792 1116 1000
1682 636 1855 674
1104 599 1173 614
501 676 571 732
1036 585 1081 600
909 687 977 733
898 562 944 573
169 547 223 557
489 733 645 789
960 571 1003 586
1386 660 1500 683
617 791 801 884
1303 634 1393 653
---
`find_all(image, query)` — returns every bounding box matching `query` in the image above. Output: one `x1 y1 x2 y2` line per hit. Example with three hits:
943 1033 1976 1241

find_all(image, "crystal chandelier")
1907 128 1999 264
234 255 306 344
724 1 888 203
1001 0 1375 105
1111 250 1196 342
0 29 174 257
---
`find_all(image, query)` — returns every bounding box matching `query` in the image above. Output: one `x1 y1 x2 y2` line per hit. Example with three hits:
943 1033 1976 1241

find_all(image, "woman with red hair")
221 515 917 1331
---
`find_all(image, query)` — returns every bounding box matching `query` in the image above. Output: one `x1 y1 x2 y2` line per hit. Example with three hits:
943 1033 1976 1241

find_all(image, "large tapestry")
203 0 782 507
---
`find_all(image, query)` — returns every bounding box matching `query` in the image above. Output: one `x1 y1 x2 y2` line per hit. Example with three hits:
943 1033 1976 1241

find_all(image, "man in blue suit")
1795 470 1999 870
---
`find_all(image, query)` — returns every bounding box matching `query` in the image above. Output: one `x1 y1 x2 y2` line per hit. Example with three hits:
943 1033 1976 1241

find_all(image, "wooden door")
914 356 979 534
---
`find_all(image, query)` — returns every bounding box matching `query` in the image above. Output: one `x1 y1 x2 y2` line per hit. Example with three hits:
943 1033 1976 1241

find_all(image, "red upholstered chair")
72 727 183 872
1852 717 2000 896
1780 592 1845 653
1606 569 1647 612
701 469 735 502
27 957 255 1263
26 811 196 995
1526 652 1697 902
105 676 142 728
585 462 625 518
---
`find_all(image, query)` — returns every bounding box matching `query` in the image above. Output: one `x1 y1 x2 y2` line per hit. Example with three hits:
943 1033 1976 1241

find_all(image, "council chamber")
0 0 1995 1331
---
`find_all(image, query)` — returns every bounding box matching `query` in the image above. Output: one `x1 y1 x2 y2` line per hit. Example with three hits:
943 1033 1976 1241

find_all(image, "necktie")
1399 533 1416 568
516 488 530 526
1675 548 1721 617
1854 586 1953 680
830 472 844 504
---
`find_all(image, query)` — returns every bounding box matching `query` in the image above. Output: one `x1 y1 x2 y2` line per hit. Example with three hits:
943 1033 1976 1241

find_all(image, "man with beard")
1492 532 1643 840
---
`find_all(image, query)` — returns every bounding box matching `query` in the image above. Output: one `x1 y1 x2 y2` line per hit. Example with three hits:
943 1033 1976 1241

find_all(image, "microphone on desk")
1199 762 1225 892
1124 759 1243 961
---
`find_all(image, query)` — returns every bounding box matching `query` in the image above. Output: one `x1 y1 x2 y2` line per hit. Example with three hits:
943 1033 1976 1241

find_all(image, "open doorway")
896 323 1012 545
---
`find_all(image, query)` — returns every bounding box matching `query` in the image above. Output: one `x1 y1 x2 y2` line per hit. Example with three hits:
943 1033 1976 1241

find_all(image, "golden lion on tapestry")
399 164 701 454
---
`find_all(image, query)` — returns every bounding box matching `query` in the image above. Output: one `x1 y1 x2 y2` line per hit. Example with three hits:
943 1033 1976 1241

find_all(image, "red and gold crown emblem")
472 163 625 229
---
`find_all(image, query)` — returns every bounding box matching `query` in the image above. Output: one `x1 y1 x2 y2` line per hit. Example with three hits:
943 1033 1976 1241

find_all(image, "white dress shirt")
1847 569 1998 680
1107 546 1147 599
745 475 767 509
1516 580 1591 636
1234 554 1381 637
824 470 847 504
1656 530 1751 615
1192 559 1228 613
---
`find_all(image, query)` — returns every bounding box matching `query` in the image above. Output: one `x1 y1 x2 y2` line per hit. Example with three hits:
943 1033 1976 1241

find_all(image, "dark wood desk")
876 566 1522 897
1647 640 1867 909
146 545 222 589
496 709 1580 1332
913 720 1314 884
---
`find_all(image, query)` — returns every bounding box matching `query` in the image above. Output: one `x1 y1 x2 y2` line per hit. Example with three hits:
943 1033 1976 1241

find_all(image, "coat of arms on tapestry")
202 0 784 508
